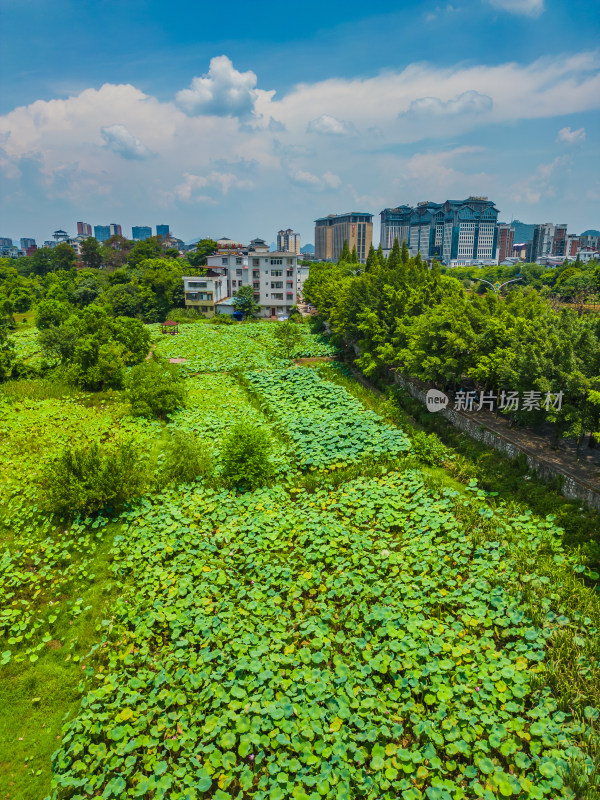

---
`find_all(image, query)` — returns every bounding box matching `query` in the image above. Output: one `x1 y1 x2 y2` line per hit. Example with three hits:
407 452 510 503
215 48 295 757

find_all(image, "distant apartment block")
0 238 12 247
277 228 301 254
531 223 569 262
94 225 111 242
580 230 600 251
315 213 373 263
20 238 36 251
566 234 581 257
156 224 170 238
380 197 499 266
132 226 152 241
496 223 514 263
77 222 92 236
109 223 122 238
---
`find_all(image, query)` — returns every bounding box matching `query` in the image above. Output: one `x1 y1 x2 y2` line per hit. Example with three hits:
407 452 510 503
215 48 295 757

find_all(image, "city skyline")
1 0 599 245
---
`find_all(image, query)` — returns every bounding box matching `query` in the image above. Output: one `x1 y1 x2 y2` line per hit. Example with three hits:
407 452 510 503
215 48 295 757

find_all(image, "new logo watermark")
425 389 563 413
426 389 449 413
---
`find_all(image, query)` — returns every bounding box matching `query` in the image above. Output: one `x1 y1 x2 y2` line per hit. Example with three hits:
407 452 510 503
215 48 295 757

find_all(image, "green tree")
126 237 163 268
351 245 359 264
187 239 218 267
125 356 186 418
0 315 16 381
272 320 302 358
338 240 351 263
80 237 103 269
29 248 54 276
160 430 212 484
233 285 260 319
51 243 77 271
35 299 72 329
220 420 274 490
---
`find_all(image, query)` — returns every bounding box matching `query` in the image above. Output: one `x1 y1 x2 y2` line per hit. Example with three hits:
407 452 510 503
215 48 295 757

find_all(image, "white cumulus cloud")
100 124 152 160
307 114 357 136
487 0 544 16
176 55 261 118
174 171 253 202
557 126 586 144
288 168 341 190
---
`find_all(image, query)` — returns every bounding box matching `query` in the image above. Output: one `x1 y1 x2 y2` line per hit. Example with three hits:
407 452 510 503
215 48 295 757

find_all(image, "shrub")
220 420 274 490
210 313 235 325
161 430 212 484
42 440 146 518
126 356 186 418
410 430 454 466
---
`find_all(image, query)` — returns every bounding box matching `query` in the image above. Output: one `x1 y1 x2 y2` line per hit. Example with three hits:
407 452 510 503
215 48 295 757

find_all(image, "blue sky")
1 0 599 245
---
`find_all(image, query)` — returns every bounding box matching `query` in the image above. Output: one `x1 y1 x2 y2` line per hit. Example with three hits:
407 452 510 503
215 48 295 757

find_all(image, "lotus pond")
48 471 598 799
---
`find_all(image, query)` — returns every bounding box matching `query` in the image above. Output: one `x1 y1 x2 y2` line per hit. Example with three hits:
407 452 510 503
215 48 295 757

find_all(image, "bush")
161 430 212 484
126 356 186 418
42 440 146 518
220 420 274 490
210 314 235 325
409 430 454 466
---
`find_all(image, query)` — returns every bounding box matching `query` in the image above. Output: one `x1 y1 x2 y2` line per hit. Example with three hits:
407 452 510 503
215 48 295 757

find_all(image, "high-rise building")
552 224 568 258
566 234 581 257
77 222 92 236
0 238 13 247
277 229 301 254
314 213 373 263
20 238 36 251
109 223 122 238
580 230 600 251
94 225 111 242
380 197 500 265
496 223 515 263
156 224 170 238
531 223 557 262
132 226 152 241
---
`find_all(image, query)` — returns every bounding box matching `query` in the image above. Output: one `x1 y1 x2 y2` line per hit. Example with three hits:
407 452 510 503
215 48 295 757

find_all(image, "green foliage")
0 318 16 381
160 430 212 484
272 319 302 357
47 471 600 799
35 299 72 330
186 238 218 267
232 284 260 318
125 357 186 419
409 429 453 466
245 367 411 469
79 237 103 269
39 306 151 390
41 440 146 518
220 419 274 489
210 312 235 324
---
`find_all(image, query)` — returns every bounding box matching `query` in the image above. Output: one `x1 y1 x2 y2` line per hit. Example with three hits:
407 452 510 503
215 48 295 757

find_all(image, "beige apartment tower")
314 212 373 263
277 228 301 254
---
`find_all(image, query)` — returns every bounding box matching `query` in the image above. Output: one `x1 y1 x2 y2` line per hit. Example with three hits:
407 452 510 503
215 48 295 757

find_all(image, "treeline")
0 235 218 321
451 256 600 303
303 240 600 448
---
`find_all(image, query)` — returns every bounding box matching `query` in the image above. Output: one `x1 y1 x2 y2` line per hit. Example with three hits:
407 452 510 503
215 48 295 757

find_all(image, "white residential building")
183 273 228 317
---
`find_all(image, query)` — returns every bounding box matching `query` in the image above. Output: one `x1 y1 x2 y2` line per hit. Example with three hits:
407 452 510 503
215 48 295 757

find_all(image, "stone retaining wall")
392 372 600 511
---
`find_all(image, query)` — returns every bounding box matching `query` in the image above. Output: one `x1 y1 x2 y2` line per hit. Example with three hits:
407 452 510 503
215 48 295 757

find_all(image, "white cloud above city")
0 49 598 240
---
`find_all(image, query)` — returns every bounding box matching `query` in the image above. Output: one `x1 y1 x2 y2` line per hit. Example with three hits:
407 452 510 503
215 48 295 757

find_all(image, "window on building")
272 293 283 300
270 259 282 265
236 268 242 275
286 269 293 277
236 258 243 265
253 282 260 290
286 258 293 265
271 281 283 289
221 257 228 265
187 281 207 289
252 258 260 267
271 270 282 277
252 270 260 279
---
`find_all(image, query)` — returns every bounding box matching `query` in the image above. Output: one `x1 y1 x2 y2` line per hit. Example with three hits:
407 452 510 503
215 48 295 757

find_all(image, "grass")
0 529 119 800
